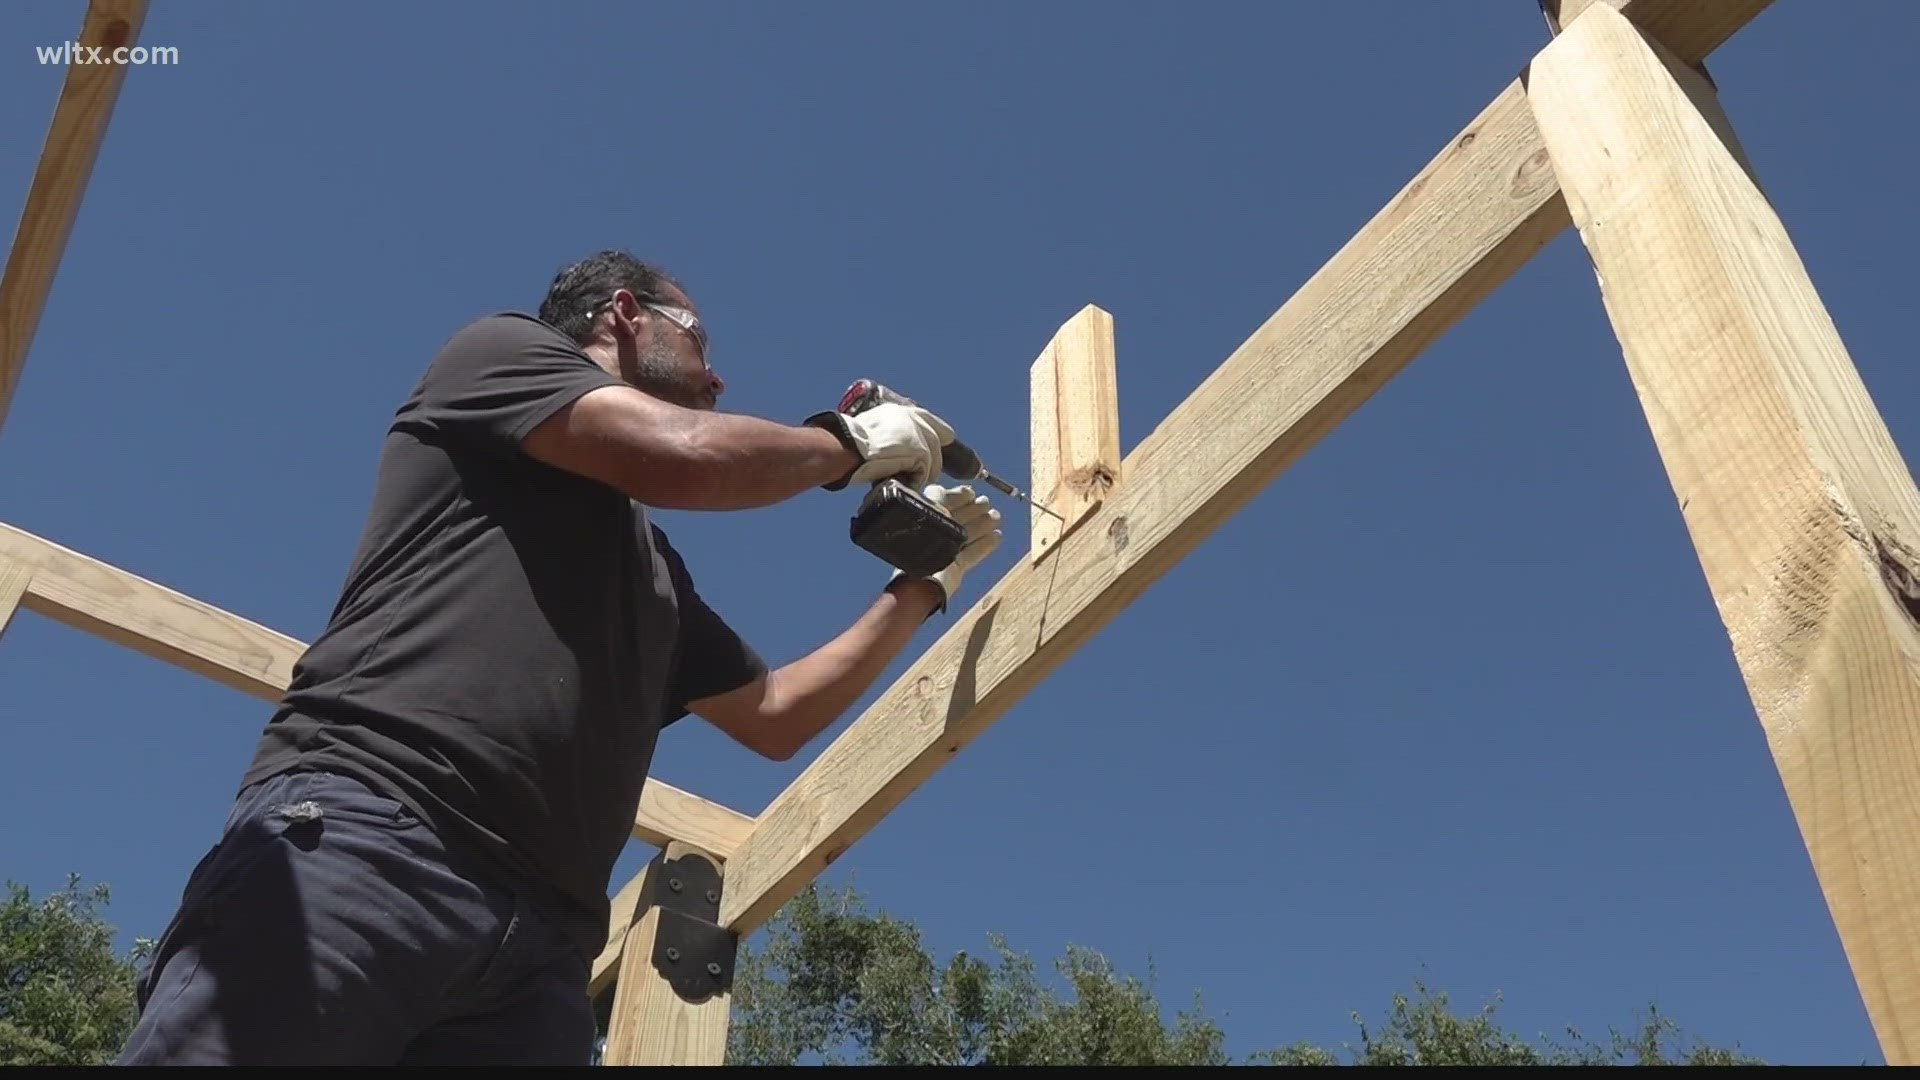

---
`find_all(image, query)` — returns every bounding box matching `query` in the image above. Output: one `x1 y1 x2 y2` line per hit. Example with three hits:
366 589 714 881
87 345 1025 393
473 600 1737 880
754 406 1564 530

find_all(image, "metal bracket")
647 851 736 1003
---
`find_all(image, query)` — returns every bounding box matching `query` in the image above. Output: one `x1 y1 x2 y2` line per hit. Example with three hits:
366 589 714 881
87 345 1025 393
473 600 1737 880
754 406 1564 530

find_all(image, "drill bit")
976 469 1065 521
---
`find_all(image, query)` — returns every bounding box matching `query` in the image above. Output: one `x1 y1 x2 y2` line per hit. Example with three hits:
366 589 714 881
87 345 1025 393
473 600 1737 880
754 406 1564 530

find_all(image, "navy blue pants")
116 770 596 1065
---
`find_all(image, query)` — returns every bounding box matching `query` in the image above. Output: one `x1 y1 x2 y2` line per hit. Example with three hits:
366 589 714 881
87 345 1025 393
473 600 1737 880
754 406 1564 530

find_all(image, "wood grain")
0 560 32 640
0 0 148 432
1030 305 1120 562
1528 5 1920 1062
602 843 732 1066
1 521 298 697
1543 0 1774 60
591 859 659 997
631 781 754 860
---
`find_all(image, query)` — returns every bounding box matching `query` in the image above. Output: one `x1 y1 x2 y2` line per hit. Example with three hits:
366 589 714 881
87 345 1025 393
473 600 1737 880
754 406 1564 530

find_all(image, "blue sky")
1 0 1912 1065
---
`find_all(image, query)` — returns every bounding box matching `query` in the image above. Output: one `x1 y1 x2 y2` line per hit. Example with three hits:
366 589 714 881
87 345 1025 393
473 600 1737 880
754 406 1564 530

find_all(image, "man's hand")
890 484 1002 612
688 483 1002 761
806 402 954 490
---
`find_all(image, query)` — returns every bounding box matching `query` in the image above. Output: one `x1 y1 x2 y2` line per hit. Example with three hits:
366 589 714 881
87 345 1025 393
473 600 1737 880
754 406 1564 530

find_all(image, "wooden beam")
602 842 733 1066
1541 0 1773 60
1030 304 1121 562
0 560 31 640
1526 5 1920 1063
632 782 753 861
1545 0 1771 185
0 519 745 857
713 0 1775 938
0 521 298 697
0 0 148 433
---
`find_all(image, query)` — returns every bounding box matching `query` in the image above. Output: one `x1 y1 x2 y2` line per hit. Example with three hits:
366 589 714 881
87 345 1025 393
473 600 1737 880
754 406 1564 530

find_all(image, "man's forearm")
757 578 945 758
672 411 858 508
524 386 861 510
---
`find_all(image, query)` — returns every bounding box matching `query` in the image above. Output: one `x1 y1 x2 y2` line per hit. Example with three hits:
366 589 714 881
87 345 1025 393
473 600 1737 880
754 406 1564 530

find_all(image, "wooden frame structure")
6 0 1917 1065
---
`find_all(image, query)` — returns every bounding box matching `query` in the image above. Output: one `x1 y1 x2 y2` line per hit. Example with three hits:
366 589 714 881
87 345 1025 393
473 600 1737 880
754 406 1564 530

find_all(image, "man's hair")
538 250 684 344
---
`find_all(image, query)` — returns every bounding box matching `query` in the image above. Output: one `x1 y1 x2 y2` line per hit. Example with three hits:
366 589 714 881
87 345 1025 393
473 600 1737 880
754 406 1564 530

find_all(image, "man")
116 250 1000 1065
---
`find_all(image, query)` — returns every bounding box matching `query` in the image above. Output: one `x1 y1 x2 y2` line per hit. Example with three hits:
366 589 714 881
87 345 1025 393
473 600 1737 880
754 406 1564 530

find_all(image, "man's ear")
607 289 643 341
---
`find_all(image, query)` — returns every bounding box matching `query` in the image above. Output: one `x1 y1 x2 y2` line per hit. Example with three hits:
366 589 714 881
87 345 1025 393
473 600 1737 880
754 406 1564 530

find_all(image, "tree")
720 882 1766 1066
0 875 151 1066
1251 984 1766 1066
721 881 1224 1066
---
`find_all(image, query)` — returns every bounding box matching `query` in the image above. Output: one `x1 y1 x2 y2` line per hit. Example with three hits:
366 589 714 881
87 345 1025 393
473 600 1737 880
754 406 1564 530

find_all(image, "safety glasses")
594 297 709 366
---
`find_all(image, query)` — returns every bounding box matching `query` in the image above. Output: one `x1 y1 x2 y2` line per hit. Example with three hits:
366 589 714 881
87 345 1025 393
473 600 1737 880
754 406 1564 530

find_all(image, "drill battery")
850 479 965 576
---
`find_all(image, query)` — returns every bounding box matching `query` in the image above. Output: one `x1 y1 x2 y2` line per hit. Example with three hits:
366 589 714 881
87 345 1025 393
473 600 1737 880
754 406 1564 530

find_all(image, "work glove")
890 484 1002 614
805 403 955 492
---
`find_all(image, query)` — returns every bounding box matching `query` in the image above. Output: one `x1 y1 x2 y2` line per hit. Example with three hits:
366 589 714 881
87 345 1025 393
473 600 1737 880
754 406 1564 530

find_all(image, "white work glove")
890 484 1002 613
806 403 955 491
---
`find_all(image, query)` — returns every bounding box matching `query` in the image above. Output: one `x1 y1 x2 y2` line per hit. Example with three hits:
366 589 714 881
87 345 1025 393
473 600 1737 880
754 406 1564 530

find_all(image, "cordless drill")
834 379 1053 576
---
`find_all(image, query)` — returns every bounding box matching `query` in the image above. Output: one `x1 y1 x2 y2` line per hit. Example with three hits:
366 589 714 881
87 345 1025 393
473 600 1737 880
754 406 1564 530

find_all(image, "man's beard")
627 337 707 409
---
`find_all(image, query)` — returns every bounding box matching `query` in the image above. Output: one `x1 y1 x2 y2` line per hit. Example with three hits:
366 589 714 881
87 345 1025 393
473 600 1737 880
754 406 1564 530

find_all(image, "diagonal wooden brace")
0 0 148 433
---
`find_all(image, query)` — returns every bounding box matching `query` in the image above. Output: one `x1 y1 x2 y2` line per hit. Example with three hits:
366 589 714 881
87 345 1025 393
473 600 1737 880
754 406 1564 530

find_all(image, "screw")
706 961 722 976
665 947 680 962
668 878 683 893
705 889 718 904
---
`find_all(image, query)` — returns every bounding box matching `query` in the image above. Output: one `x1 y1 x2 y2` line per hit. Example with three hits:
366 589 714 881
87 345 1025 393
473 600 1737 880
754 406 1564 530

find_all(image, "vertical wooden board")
601 843 732 1066
1030 338 1060 557
1054 306 1121 517
1030 304 1120 561
1529 5 1920 1062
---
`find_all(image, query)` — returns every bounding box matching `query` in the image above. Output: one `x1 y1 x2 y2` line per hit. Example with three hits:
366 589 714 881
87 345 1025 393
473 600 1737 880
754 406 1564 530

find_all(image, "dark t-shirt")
242 312 765 960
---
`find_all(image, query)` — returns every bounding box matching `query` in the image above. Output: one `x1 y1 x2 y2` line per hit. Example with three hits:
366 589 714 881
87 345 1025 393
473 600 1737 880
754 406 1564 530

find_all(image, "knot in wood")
1512 146 1554 198
1068 463 1117 500
1873 534 1920 627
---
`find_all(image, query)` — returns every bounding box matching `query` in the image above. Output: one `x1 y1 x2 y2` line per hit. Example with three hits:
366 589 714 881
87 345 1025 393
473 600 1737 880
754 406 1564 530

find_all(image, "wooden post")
1030 304 1121 561
602 842 734 1066
1528 4 1920 1062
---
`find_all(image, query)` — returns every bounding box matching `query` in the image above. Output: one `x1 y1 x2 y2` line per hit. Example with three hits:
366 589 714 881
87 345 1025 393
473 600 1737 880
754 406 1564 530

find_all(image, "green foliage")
725 882 1765 1067
1249 983 1766 1066
725 882 1227 1065
0 875 151 1066
2 868 1771 1067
